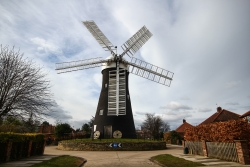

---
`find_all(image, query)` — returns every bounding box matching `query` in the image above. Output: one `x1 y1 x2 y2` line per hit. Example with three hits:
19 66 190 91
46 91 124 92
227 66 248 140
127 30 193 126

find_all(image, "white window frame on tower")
107 69 126 116
99 109 103 115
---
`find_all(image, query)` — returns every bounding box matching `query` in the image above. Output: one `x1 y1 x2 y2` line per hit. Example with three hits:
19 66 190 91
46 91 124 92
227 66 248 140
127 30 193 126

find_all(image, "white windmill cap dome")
102 55 128 71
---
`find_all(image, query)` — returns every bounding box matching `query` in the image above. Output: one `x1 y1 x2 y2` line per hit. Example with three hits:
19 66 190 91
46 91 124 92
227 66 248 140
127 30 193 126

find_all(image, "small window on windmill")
105 83 107 88
127 94 130 100
99 109 103 115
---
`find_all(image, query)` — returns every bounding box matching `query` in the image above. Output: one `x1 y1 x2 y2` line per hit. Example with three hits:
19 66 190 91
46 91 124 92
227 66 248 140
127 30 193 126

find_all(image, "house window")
99 109 103 115
247 116 250 123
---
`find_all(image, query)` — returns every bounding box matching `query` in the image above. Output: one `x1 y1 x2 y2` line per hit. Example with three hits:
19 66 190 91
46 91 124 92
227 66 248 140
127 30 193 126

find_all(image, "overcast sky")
1 0 250 130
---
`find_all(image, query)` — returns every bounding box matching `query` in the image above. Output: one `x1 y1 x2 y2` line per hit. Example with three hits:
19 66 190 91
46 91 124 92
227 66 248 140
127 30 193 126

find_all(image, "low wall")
58 142 166 151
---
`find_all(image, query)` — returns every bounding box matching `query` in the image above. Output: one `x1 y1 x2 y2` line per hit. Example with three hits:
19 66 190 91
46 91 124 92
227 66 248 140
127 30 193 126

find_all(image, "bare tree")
162 122 170 133
0 45 53 120
141 113 167 140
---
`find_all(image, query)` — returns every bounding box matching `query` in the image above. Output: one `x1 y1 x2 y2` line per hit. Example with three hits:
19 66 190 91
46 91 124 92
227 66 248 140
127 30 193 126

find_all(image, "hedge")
184 119 250 142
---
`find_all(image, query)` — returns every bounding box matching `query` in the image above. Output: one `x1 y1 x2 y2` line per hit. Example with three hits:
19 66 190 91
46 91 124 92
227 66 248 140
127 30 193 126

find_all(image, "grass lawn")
30 155 84 167
151 154 205 167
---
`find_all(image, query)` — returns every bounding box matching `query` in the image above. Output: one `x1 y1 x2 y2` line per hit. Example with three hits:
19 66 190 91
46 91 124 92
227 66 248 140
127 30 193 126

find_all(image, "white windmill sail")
127 57 174 87
55 57 108 74
83 20 123 115
120 26 152 58
56 20 174 118
83 20 116 55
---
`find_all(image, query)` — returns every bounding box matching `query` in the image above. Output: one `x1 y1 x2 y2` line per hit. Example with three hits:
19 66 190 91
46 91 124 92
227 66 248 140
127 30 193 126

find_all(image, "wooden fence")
185 141 204 156
184 141 241 163
206 142 238 162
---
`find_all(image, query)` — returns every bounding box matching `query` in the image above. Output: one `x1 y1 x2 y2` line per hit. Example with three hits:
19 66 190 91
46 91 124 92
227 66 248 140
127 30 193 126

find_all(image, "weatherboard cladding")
107 69 126 116
93 67 136 138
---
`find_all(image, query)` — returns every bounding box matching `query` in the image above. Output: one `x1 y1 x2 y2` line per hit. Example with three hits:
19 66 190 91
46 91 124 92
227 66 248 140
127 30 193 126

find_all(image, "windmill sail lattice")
120 26 152 57
128 57 173 86
55 57 106 74
83 21 116 54
55 20 174 139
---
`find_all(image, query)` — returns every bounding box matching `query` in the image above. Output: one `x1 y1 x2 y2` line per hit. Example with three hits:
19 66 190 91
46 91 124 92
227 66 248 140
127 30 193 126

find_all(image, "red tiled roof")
199 109 240 125
239 110 250 118
176 122 193 133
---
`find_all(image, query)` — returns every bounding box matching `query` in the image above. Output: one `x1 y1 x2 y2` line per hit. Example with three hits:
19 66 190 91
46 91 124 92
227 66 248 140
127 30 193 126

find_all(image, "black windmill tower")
55 21 174 139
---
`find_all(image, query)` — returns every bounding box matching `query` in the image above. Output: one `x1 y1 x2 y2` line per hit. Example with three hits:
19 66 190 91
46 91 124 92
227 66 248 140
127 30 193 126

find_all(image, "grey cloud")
162 112 194 130
198 108 212 113
163 111 178 116
166 117 207 130
180 96 190 100
1 0 250 131
225 81 241 89
163 110 193 121
134 119 143 129
69 120 89 129
49 101 73 121
241 106 250 110
226 102 239 106
134 111 148 115
164 101 192 111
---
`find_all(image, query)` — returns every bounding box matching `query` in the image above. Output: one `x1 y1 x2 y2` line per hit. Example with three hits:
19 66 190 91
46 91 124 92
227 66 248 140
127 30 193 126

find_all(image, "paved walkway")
171 152 250 167
0 155 58 167
1 145 250 167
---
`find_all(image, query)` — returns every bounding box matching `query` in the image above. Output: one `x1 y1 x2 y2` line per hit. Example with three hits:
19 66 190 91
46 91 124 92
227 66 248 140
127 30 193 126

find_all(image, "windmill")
55 21 174 139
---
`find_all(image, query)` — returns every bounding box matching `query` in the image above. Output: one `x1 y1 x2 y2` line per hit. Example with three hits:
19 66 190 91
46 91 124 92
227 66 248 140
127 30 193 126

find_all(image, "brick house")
176 119 194 138
38 124 55 142
199 107 241 125
38 124 55 134
239 110 250 122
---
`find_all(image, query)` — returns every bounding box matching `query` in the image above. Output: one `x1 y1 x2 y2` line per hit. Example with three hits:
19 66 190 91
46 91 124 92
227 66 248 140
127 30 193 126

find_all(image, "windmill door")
104 125 112 138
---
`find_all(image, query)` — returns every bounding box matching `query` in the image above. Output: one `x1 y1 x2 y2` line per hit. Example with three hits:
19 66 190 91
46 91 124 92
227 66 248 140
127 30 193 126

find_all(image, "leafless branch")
141 113 166 140
0 45 54 120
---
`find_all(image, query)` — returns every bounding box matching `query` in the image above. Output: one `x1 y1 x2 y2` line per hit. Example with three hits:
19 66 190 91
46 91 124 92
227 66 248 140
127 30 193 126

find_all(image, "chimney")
183 119 186 123
217 107 222 113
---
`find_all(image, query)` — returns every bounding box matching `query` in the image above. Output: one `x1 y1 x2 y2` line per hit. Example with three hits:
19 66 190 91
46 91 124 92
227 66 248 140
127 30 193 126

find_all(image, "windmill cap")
102 55 129 71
